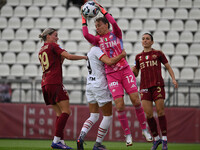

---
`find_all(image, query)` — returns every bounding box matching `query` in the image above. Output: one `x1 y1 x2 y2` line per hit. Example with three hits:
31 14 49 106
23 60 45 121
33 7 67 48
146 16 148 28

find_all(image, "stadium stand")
0 0 199 106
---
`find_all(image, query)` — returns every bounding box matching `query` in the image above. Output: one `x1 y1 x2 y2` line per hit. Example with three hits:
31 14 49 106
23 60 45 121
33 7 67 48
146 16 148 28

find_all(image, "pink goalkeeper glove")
93 0 107 15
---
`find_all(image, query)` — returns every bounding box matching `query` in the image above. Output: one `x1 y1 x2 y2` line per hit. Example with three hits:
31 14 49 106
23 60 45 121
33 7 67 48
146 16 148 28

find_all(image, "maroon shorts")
42 84 69 105
140 86 165 101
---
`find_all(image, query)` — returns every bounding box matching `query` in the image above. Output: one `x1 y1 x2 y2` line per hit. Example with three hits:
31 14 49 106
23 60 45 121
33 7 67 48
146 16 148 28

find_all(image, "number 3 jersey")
38 43 65 87
86 46 108 88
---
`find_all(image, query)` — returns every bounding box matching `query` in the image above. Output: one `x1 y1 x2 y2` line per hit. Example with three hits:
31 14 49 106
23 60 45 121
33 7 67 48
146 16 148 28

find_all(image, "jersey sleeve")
135 54 140 70
82 26 100 46
105 13 122 39
159 51 168 65
92 47 105 60
52 43 65 55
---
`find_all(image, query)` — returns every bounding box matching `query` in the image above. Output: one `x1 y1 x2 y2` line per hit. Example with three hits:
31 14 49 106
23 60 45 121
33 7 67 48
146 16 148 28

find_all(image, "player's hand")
93 0 107 15
81 5 86 18
81 5 87 26
172 79 178 88
121 49 126 58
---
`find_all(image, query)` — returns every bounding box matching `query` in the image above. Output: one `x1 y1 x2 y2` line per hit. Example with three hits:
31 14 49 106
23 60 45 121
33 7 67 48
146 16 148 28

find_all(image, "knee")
90 113 100 122
62 109 71 115
156 109 165 116
145 112 153 118
116 105 125 111
132 97 141 106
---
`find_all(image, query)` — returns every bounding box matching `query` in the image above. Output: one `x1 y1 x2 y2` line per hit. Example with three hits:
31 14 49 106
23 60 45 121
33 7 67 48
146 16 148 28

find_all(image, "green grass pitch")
0 139 200 150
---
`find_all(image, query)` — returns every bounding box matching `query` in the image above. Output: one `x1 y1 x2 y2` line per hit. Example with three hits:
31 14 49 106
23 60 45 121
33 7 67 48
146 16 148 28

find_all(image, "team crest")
152 55 157 59
109 35 113 39
104 38 108 41
145 55 149 60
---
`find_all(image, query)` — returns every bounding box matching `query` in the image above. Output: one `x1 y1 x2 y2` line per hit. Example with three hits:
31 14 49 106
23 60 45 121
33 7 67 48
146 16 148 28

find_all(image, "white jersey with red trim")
86 46 108 88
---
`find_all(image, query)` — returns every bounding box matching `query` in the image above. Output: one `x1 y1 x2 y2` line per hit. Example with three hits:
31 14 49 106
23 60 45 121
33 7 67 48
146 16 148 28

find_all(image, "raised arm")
81 13 99 45
94 1 122 38
100 49 126 65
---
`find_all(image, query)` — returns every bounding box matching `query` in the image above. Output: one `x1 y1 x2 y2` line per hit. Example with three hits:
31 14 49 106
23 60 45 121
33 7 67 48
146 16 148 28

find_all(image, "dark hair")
143 33 154 41
95 17 110 29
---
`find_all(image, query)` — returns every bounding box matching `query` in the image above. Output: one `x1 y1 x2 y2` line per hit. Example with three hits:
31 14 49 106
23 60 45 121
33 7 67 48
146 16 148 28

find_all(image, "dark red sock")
56 116 64 139
158 115 167 136
147 117 159 137
55 113 69 138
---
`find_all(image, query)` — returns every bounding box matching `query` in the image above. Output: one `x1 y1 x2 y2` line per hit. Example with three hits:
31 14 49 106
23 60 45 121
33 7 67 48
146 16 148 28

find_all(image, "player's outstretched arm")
100 50 126 66
94 0 122 38
61 51 87 60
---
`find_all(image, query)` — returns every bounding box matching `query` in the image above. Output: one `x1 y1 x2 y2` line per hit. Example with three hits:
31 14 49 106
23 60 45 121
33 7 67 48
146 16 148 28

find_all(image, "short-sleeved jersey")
135 49 168 89
38 43 65 87
86 46 108 88
97 32 129 74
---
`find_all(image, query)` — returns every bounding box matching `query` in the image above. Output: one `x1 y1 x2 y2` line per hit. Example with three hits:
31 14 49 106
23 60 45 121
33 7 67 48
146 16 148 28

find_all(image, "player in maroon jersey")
38 28 87 149
132 33 178 150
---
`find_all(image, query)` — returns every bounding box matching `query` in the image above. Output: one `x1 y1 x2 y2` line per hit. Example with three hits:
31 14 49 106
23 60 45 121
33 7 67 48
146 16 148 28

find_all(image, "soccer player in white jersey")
81 0 152 146
77 46 126 150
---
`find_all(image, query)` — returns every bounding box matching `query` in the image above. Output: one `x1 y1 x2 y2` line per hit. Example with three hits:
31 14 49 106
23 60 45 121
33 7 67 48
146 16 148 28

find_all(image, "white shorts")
86 83 113 107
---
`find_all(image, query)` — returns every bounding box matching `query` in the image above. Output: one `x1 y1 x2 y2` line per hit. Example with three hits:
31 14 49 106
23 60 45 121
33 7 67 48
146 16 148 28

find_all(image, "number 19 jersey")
38 43 65 87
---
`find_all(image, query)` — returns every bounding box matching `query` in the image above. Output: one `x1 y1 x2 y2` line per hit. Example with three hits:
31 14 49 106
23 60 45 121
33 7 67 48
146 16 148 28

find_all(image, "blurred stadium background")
0 0 200 144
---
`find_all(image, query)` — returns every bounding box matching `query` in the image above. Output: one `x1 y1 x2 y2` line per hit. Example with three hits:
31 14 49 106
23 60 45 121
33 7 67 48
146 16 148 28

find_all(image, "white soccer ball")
82 1 100 18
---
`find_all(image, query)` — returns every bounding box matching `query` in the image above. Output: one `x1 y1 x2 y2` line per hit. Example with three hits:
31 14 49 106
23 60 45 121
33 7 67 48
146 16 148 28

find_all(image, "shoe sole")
126 143 133 147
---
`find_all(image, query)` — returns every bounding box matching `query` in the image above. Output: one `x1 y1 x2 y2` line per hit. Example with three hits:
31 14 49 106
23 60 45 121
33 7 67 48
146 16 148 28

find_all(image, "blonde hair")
39 28 56 42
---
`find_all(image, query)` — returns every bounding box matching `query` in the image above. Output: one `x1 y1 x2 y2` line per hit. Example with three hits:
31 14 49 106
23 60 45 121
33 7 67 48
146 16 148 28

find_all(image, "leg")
77 103 100 150
78 103 100 140
114 97 132 146
51 100 72 149
142 100 159 138
142 100 162 150
155 99 168 150
93 102 113 150
155 99 167 138
129 93 150 133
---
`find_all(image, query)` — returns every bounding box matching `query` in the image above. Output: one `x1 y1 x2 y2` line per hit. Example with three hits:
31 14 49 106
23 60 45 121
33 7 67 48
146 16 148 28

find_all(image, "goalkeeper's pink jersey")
82 13 129 74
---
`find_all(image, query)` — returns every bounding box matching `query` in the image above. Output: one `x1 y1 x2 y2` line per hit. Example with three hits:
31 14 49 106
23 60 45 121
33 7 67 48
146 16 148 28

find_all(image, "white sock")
96 115 112 143
53 136 61 143
60 140 65 145
162 136 167 141
154 135 160 141
80 113 99 139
